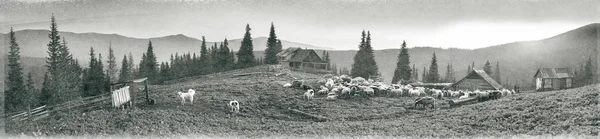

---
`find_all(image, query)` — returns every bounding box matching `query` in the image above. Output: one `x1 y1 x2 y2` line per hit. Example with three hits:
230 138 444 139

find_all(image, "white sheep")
177 89 196 105
361 86 375 96
305 89 315 100
325 79 335 89
283 83 293 88
229 100 240 113
318 87 329 95
326 92 337 100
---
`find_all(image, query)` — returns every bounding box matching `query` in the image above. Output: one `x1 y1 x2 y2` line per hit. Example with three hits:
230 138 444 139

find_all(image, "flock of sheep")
285 74 520 109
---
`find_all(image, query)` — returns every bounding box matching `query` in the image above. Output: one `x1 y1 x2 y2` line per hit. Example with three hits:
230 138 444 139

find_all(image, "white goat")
305 89 315 100
177 89 196 105
229 100 240 113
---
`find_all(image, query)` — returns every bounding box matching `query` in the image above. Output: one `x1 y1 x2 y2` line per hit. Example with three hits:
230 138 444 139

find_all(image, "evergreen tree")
39 73 51 106
107 43 118 83
5 27 27 112
426 53 440 83
217 39 234 70
350 30 379 79
467 64 471 74
25 73 38 108
128 52 134 77
118 55 130 83
210 43 219 72
236 24 256 68
412 64 419 82
392 40 412 84
483 60 493 76
444 63 455 83
495 62 501 84
264 22 280 64
422 67 428 82
141 40 159 84
583 56 595 85
82 47 106 97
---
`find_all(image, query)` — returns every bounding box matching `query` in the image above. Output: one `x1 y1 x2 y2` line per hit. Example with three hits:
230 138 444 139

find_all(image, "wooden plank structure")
109 77 151 109
533 68 573 92
276 47 330 73
6 105 49 122
450 69 503 91
410 82 453 90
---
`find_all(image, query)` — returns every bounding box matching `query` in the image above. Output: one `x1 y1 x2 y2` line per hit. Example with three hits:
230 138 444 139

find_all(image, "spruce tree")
583 56 594 85
324 52 331 69
6 27 27 112
118 55 130 83
483 60 493 76
392 40 412 84
39 73 51 106
107 43 118 83
236 24 256 68
210 43 219 72
264 22 279 64
445 63 455 83
142 40 159 84
426 53 440 83
25 73 38 108
128 52 134 77
350 30 379 79
83 47 105 97
495 62 501 84
422 67 427 82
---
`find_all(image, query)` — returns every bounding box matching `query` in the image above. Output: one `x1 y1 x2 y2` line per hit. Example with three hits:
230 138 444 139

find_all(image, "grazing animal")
489 91 502 100
177 89 196 105
325 79 335 89
283 83 293 88
390 89 403 97
229 100 240 113
318 87 329 95
326 93 337 100
414 96 436 109
362 86 375 97
341 87 351 97
305 89 315 100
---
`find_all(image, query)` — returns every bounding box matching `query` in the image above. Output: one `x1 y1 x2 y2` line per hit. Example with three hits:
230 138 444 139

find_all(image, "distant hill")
318 23 598 86
0 30 331 66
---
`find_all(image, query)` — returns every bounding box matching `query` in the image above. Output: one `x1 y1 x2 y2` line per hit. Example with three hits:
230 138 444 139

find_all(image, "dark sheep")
414 96 436 109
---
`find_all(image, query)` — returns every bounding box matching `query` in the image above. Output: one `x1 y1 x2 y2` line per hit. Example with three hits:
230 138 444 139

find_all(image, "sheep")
177 89 196 105
409 88 424 97
361 86 375 96
323 74 334 79
325 79 335 89
414 96 435 109
340 75 352 83
351 77 366 84
318 87 329 95
341 86 351 97
326 92 337 100
390 89 403 97
283 83 293 88
305 89 315 100
229 100 240 113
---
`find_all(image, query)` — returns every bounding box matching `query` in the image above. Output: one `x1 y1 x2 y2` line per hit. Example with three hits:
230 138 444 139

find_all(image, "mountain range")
2 23 598 88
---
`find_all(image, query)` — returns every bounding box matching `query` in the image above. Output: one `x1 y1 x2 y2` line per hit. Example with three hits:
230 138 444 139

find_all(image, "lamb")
177 89 196 105
305 89 315 100
229 100 240 113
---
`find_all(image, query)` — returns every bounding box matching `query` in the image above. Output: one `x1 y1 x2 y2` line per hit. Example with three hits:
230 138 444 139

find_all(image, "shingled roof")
452 69 503 90
534 68 574 78
277 47 325 63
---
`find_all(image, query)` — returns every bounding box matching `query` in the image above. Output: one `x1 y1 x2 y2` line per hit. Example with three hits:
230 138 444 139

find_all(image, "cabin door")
535 78 542 90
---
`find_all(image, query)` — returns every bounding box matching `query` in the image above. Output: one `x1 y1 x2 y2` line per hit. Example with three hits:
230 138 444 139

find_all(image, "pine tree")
39 73 51 106
210 43 219 72
25 73 38 108
495 62 501 84
118 55 130 83
426 53 440 83
142 40 159 84
583 56 594 85
217 38 233 70
350 30 379 79
264 22 280 64
483 60 493 76
412 64 419 82
128 52 134 77
107 43 118 83
392 40 412 84
83 47 106 97
422 67 428 82
236 24 256 68
5 27 27 112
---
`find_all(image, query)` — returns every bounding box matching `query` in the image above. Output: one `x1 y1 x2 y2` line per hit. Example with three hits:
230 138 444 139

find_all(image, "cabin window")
566 78 572 88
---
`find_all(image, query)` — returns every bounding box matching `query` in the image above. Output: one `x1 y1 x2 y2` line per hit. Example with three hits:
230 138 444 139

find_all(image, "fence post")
27 105 32 121
145 79 149 104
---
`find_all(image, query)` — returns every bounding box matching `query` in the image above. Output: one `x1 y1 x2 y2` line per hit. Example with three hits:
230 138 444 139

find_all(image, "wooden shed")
450 69 503 91
534 68 573 91
276 47 329 72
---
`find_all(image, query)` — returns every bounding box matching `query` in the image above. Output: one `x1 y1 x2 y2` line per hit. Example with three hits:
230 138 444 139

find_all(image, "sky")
0 0 598 50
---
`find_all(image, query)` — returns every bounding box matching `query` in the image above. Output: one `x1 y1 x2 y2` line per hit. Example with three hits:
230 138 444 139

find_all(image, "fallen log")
448 96 479 107
287 108 330 122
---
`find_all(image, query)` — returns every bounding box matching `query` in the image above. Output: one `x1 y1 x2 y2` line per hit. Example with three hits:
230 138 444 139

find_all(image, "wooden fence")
6 105 49 122
4 93 112 122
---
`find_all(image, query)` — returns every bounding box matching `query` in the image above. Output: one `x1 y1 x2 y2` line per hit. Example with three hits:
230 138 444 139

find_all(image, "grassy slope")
7 66 600 138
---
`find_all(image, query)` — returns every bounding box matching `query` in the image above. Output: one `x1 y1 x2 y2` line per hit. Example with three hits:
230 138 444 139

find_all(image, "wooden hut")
533 68 573 91
276 47 329 72
450 69 503 91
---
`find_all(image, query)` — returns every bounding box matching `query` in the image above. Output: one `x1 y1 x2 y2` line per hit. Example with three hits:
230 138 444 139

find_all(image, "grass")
6 65 600 138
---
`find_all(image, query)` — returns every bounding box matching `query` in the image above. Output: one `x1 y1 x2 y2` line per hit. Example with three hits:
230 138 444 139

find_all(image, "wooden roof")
451 69 503 90
277 47 325 63
534 68 573 78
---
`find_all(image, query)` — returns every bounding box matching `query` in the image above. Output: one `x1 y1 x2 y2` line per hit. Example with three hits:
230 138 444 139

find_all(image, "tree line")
4 16 279 113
